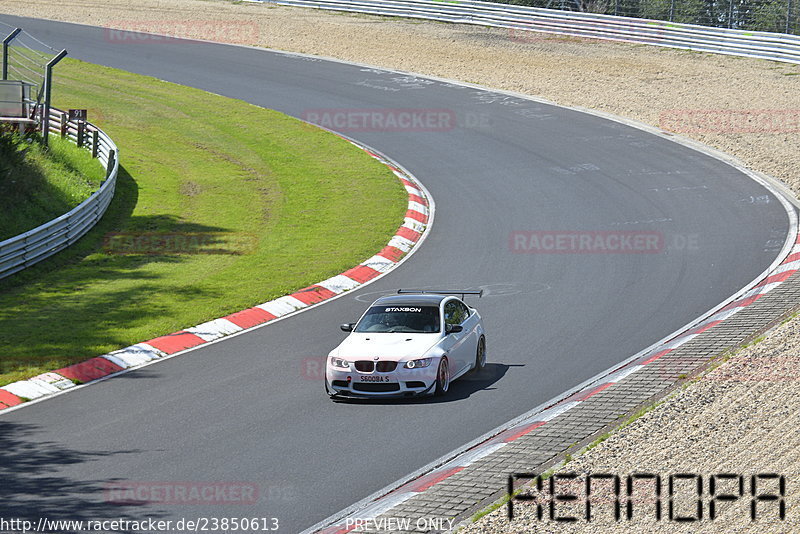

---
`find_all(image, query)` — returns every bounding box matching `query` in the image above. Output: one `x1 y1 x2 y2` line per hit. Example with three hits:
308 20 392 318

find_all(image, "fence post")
789 0 794 33
728 0 735 28
105 148 116 178
2 28 21 81
91 129 99 158
76 121 85 148
41 49 67 148
669 0 676 22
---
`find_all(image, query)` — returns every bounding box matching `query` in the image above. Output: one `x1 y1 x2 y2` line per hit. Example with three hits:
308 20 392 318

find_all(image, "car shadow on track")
331 363 518 405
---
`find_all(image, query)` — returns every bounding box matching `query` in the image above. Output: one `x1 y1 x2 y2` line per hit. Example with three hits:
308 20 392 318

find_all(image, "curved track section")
0 16 793 532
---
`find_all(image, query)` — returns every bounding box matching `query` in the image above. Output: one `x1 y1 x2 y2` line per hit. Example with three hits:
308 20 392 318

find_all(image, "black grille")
376 361 397 372
355 361 374 372
352 382 401 393
405 381 426 389
332 380 348 388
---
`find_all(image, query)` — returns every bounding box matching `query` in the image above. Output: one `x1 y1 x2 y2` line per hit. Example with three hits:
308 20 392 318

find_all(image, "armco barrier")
0 109 118 279
264 0 800 64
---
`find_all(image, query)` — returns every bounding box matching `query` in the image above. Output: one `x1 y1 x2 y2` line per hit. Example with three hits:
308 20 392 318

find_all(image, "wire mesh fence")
492 0 798 33
0 26 112 278
0 23 62 103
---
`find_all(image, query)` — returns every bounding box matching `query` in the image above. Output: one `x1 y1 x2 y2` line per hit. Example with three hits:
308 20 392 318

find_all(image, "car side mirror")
340 323 355 332
445 324 463 334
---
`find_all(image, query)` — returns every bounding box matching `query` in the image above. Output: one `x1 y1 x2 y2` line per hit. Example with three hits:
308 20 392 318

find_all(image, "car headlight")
330 356 350 369
404 358 433 369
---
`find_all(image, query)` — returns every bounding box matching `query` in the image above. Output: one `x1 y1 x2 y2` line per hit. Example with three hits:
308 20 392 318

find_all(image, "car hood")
335 333 441 361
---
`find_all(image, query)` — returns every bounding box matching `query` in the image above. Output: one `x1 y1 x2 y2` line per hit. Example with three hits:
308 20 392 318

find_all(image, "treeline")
488 0 798 33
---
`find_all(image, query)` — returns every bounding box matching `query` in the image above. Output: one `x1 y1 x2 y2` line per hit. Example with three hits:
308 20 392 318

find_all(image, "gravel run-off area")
0 1 799 531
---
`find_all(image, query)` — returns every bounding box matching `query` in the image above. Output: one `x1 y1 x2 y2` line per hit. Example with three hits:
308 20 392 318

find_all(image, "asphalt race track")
0 15 794 532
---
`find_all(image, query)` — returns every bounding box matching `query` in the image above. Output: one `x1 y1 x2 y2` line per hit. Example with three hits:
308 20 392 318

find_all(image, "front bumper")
325 363 437 398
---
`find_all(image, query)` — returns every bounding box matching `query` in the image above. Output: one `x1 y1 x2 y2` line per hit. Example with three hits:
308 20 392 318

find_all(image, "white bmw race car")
325 290 486 399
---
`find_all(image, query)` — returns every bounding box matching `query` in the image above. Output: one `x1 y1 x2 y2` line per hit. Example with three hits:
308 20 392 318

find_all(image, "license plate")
360 375 391 383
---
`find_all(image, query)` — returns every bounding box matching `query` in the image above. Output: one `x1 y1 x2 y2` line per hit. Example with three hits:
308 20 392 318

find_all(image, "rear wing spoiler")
397 289 483 300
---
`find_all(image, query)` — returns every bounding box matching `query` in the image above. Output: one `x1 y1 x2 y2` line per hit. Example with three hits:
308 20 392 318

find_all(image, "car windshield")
355 305 440 333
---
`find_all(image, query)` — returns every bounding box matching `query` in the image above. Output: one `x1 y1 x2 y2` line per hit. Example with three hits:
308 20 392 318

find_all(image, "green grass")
470 503 499 523
0 134 105 240
468 465 560 524
0 57 407 386
580 399 665 455
743 334 766 347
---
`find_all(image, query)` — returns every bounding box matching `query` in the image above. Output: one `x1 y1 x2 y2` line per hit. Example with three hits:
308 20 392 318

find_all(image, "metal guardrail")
0 109 119 279
264 0 800 64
